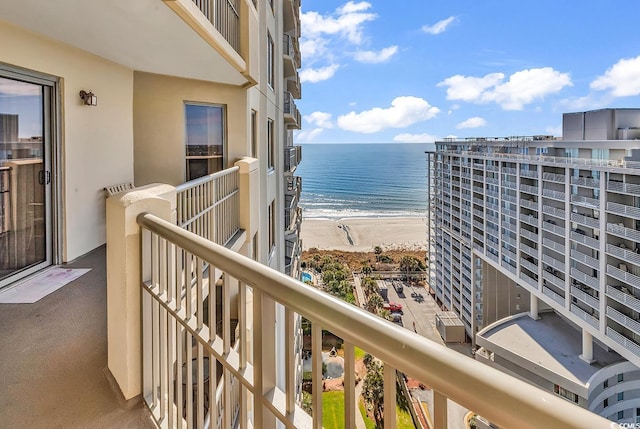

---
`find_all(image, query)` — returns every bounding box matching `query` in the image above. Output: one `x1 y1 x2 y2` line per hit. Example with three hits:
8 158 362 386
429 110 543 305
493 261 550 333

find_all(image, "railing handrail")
176 166 240 193
137 212 610 429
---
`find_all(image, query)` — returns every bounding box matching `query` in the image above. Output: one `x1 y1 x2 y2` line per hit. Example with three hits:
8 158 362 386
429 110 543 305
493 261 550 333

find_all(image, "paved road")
385 279 471 429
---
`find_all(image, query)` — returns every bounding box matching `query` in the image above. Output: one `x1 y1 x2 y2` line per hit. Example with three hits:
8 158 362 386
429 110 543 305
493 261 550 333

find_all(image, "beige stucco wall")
133 72 249 187
0 20 134 262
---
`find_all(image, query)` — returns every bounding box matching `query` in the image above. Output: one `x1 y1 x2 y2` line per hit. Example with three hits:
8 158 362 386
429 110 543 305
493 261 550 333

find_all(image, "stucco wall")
133 72 248 187
0 20 134 262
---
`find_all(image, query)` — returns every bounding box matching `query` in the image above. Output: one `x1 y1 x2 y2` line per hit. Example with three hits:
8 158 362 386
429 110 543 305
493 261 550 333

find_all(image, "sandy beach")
300 217 427 252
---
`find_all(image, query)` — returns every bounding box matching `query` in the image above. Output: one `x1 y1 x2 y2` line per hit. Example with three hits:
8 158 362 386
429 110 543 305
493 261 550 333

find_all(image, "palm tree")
366 293 384 313
362 360 384 426
374 246 382 262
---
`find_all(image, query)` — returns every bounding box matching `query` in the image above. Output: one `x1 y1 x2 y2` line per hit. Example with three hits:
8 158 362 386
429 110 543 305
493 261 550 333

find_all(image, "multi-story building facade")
428 108 640 422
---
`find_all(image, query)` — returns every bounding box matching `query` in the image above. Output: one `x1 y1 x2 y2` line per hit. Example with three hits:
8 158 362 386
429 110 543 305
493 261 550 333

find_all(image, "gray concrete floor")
0 246 155 429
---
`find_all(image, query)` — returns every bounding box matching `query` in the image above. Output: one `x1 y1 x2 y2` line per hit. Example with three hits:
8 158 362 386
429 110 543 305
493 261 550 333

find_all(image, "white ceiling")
0 0 247 86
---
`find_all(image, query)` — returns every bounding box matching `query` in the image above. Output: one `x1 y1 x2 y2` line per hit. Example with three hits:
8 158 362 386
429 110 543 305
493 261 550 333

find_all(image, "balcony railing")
607 306 640 336
570 194 599 209
284 92 301 129
542 188 565 201
285 146 302 172
607 327 640 357
176 166 240 247
192 0 240 53
607 264 640 289
607 180 640 196
606 285 640 314
137 212 607 429
607 222 640 242
570 212 599 229
543 286 565 306
607 201 640 220
570 304 599 329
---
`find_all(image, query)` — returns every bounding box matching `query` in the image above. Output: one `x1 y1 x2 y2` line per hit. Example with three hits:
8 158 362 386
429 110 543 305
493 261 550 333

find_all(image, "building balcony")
606 327 640 358
283 0 301 35
607 180 640 196
570 267 599 289
606 243 640 266
284 145 302 173
542 188 566 201
607 222 640 242
570 249 599 271
542 237 565 255
607 264 640 289
571 176 599 188
542 221 565 238
570 303 599 329
543 269 564 290
570 231 599 250
0 0 258 86
570 285 600 310
542 172 565 183
284 92 301 130
607 202 640 221
606 284 640 314
543 285 566 306
283 33 302 80
570 212 599 229
542 204 565 219
607 306 640 337
570 194 599 209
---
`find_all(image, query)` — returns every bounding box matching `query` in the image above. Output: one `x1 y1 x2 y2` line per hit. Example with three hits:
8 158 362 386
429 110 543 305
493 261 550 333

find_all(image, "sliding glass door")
0 72 55 289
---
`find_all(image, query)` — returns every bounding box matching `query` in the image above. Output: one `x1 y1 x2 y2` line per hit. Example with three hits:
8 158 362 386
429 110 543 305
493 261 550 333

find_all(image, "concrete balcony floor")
0 246 155 428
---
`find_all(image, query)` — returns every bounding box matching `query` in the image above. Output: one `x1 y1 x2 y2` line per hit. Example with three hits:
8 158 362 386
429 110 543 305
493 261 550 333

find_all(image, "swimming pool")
301 272 312 282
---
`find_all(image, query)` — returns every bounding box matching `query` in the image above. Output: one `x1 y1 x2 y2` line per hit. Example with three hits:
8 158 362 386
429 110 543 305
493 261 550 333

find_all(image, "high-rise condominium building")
428 109 640 422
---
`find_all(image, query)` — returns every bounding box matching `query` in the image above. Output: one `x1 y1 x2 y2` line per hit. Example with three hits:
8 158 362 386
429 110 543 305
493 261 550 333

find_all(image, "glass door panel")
0 76 51 287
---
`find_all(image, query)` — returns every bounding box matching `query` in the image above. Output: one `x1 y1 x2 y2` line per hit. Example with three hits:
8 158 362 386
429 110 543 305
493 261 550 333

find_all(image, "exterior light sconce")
79 90 97 106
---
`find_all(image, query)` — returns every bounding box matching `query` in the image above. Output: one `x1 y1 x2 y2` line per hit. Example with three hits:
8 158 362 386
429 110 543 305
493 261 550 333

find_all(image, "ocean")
295 143 434 219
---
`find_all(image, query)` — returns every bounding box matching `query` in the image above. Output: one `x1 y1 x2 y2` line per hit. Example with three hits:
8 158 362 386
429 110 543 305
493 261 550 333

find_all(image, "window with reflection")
185 104 225 181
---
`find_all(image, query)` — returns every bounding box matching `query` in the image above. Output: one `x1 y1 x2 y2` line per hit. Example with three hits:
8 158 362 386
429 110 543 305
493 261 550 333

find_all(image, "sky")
293 0 640 144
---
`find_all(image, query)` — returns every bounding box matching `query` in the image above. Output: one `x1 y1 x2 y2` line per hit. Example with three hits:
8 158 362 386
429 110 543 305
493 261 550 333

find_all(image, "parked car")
383 302 403 312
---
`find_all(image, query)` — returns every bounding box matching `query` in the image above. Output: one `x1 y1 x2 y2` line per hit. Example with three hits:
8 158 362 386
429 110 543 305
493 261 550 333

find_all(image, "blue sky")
294 1 640 144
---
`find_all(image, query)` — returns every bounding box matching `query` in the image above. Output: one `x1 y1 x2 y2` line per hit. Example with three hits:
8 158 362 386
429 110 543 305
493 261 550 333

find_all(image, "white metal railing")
520 169 538 178
543 205 565 219
501 181 516 189
607 181 640 196
542 222 565 237
502 194 518 204
542 238 565 255
520 198 537 210
607 327 640 357
520 272 539 288
607 306 640 336
570 286 599 310
520 228 538 242
607 202 640 220
520 213 538 226
138 212 607 429
606 285 640 314
542 172 565 183
570 249 599 271
176 167 240 247
571 212 599 229
570 194 599 208
520 258 537 273
542 189 565 201
520 184 539 195
543 254 565 272
606 243 640 266
570 304 599 329
570 232 599 250
607 264 640 289
503 167 517 175
607 223 640 242
570 268 599 289
543 286 565 305
543 270 564 290
571 176 599 188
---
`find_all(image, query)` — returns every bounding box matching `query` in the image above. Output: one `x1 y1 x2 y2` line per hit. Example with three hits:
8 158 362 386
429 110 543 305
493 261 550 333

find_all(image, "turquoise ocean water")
295 143 433 219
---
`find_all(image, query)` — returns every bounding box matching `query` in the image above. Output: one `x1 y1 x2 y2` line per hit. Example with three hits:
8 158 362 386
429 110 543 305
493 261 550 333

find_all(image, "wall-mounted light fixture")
79 90 97 106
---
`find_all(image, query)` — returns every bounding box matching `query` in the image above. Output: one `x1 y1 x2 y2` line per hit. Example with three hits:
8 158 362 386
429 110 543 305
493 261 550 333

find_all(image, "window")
185 103 225 181
604 379 608 389
250 110 257 158
267 32 274 89
618 411 624 420
267 118 274 170
618 392 624 401
604 398 608 408
618 374 624 383
553 384 578 403
268 201 275 252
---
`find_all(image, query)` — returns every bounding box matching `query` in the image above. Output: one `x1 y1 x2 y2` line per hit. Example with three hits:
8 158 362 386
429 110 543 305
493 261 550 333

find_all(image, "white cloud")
300 38 328 60
590 55 640 97
305 111 334 128
353 45 398 64
337 96 440 133
295 128 324 142
438 67 572 110
456 117 487 129
300 65 340 83
301 2 376 45
421 16 456 35
545 125 562 136
393 133 438 143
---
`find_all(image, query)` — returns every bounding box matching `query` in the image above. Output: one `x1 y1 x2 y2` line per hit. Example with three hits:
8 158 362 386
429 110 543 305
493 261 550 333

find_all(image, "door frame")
0 62 62 288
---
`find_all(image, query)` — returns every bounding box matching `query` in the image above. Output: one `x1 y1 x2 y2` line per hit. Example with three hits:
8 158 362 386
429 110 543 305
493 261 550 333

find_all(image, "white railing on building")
520 258 537 274
570 286 600 310
520 272 539 288
542 189 565 201
542 172 565 183
570 232 599 250
520 243 538 258
607 264 640 289
607 327 640 357
606 243 640 266
570 249 599 271
607 306 640 336
571 176 599 188
543 254 565 273
176 167 240 247
543 286 565 306
543 270 564 290
520 228 538 242
542 238 565 255
571 212 599 229
520 213 538 226
607 202 640 220
570 304 599 329
138 212 607 429
570 267 599 289
542 222 565 237
520 198 537 210
606 285 640 314
607 181 640 196
543 205 565 219
607 223 640 242
570 194 599 209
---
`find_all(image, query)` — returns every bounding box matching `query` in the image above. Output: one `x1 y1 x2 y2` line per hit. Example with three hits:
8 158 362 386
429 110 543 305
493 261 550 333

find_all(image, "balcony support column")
580 329 595 364
105 183 176 400
529 295 540 320
235 157 259 256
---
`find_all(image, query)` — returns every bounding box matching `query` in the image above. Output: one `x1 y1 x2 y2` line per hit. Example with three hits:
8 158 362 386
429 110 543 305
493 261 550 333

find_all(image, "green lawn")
357 397 415 429
354 346 367 360
322 391 345 429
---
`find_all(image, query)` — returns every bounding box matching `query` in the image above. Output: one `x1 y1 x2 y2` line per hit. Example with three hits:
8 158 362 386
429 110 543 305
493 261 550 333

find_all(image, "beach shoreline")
300 216 427 252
